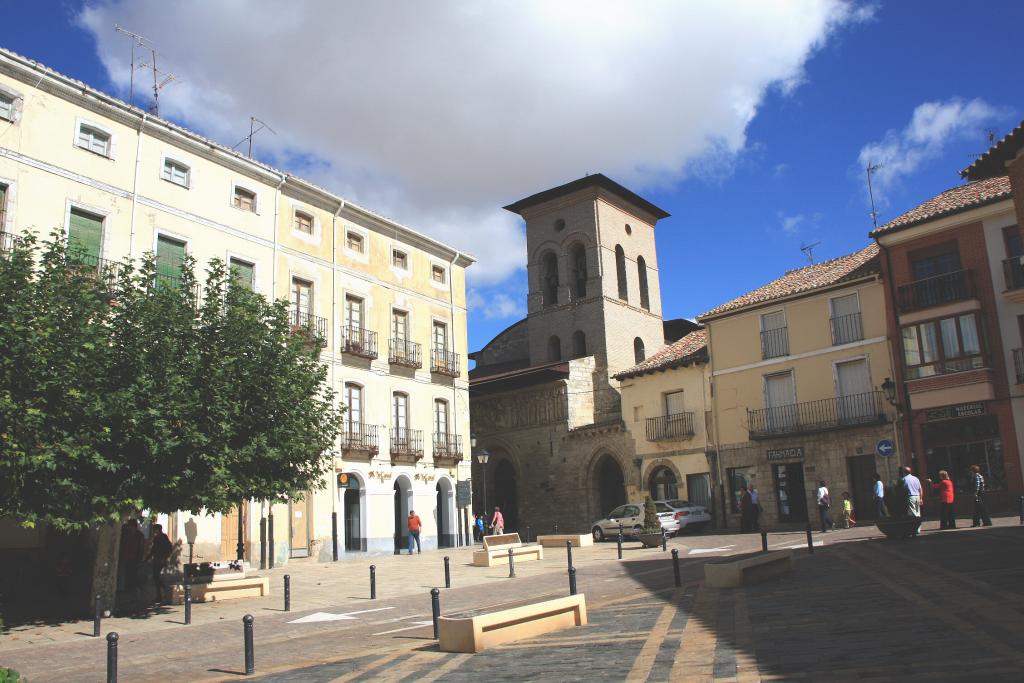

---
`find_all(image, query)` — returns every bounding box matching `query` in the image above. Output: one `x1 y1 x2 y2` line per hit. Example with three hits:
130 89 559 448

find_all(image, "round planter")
876 517 922 539
637 532 664 548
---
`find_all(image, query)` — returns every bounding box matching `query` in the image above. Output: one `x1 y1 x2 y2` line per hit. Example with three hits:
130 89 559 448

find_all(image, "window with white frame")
294 210 313 234
434 399 449 437
431 264 446 284
346 231 364 253
161 158 190 187
392 249 408 270
344 383 363 434
229 257 255 291
76 123 111 157
233 186 256 212
0 92 14 122
432 321 448 353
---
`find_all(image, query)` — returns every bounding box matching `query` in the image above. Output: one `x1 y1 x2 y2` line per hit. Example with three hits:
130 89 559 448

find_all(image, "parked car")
591 502 678 541
657 499 712 533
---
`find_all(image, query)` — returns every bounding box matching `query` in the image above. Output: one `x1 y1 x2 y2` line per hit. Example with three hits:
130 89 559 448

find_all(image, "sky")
2 1 1022 358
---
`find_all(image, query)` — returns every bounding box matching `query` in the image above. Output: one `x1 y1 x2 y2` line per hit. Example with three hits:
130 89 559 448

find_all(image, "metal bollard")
94 593 102 637
671 548 681 588
284 574 291 612
243 614 255 675
267 513 275 569
444 556 451 589
430 588 441 640
617 524 623 560
106 632 118 683
761 529 768 553
1019 495 1023 524
805 524 814 554
370 565 377 600
184 581 192 625
259 516 267 570
661 529 667 552
566 540 574 569
553 521 558 534
526 525 532 543
568 566 577 596
508 548 516 578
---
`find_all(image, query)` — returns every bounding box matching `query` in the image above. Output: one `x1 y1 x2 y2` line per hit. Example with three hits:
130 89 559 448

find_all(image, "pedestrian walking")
750 487 761 530
739 485 753 532
873 473 887 519
119 519 144 594
840 492 856 528
144 523 172 604
472 514 483 542
926 470 956 529
815 481 833 532
491 506 505 535
969 465 993 527
902 466 923 519
407 510 422 554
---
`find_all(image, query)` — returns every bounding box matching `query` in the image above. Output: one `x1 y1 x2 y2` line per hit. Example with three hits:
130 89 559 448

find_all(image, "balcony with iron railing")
289 309 328 341
342 325 378 359
389 338 422 368
760 327 789 359
747 390 887 439
152 272 201 311
390 427 424 464
645 412 695 442
432 432 464 466
0 230 17 256
897 269 973 312
830 312 863 346
1013 348 1024 384
1004 256 1024 291
340 423 379 458
431 348 460 377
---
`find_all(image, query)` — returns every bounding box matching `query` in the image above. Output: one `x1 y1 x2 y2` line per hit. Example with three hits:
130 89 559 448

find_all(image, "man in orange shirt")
407 510 422 554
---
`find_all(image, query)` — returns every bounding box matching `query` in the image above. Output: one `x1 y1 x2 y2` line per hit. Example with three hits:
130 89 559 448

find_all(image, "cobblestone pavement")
2 518 1022 681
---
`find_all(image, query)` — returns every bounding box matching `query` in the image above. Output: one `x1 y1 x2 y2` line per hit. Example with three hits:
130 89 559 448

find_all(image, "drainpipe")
128 113 148 257
448 249 463 546
331 199 344 558
706 323 727 528
876 238 916 475
271 174 286 297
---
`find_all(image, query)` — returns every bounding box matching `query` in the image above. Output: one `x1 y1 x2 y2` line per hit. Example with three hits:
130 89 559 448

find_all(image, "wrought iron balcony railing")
342 325 378 359
67 252 122 290
645 412 695 441
897 269 973 312
761 327 789 359
430 348 460 377
341 423 379 457
432 432 464 465
1003 257 1024 291
152 272 201 311
0 230 17 256
830 312 863 346
390 427 424 463
389 338 422 368
289 309 328 340
747 391 887 439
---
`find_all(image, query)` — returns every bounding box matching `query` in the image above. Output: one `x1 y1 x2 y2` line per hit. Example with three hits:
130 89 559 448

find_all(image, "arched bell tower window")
572 330 587 358
634 337 645 364
615 245 628 300
569 243 587 300
541 251 559 306
548 335 562 361
637 255 650 310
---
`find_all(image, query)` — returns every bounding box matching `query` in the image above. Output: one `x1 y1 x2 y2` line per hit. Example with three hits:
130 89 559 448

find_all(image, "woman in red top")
928 470 956 529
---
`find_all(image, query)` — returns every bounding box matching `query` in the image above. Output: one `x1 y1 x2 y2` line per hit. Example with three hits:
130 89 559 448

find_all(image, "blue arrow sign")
877 439 895 457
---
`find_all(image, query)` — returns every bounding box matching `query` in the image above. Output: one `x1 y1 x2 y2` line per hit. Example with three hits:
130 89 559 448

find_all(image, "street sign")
456 480 472 508
876 439 895 457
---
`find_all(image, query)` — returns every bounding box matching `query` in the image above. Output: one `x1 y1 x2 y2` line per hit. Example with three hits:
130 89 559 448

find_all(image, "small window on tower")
432 265 446 284
554 218 566 231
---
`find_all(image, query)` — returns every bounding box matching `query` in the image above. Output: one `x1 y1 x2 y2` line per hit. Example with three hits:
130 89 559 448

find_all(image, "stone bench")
472 533 544 567
535 534 593 548
704 550 793 588
168 575 270 604
439 593 587 653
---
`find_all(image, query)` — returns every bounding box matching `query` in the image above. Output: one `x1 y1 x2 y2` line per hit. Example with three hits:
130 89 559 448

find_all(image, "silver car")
591 502 677 541
657 499 712 533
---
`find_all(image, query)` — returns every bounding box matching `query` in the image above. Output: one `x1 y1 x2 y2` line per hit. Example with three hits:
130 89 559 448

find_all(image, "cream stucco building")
0 47 473 566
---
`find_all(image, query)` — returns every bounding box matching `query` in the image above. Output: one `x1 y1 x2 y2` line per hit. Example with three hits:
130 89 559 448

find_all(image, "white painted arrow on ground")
288 607 394 624
786 541 823 548
372 621 434 636
687 545 735 555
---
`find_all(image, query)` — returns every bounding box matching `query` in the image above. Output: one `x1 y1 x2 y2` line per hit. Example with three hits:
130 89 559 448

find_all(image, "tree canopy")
0 233 341 530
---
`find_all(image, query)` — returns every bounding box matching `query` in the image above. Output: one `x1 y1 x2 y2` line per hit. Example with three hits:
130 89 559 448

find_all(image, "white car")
657 499 712 534
591 502 678 541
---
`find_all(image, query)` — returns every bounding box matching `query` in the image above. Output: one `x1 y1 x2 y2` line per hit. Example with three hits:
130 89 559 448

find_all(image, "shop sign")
767 447 804 462
925 402 985 422
456 480 472 508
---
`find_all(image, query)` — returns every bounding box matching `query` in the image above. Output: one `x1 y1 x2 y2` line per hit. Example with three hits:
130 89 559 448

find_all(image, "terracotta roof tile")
961 121 1024 180
870 176 1012 236
698 244 879 320
613 329 707 379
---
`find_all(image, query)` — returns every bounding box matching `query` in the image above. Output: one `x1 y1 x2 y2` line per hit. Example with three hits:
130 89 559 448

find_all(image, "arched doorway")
436 479 455 548
393 475 412 554
342 474 364 552
595 453 626 517
649 466 678 501
493 459 519 532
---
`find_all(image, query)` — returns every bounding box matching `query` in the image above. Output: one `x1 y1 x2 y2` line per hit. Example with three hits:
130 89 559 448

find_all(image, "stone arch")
392 473 413 554
472 443 522 530
540 251 559 306
615 245 628 300
435 475 456 548
572 330 587 358
340 469 368 552
637 255 650 310
634 337 645 364
586 450 628 520
568 241 588 300
548 334 562 361
646 461 682 501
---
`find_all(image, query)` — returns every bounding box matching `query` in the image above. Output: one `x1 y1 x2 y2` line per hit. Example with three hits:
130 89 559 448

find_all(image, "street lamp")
881 377 898 407
476 446 491 527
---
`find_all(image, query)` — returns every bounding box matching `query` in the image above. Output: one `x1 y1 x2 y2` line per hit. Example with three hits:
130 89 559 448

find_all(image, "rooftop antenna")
866 161 882 230
114 25 149 106
115 25 177 115
137 49 178 116
800 240 821 265
232 117 277 158
968 129 1000 160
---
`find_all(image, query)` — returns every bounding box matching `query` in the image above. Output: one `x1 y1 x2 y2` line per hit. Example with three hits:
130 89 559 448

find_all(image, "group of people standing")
867 464 994 532
118 519 172 603
471 507 505 541
738 484 761 531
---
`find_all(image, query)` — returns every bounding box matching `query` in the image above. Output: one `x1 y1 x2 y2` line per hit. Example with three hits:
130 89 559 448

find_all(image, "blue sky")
2 2 1021 358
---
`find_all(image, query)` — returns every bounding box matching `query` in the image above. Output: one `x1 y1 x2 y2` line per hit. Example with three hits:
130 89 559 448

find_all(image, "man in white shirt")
750 487 761 530
815 481 833 532
902 466 923 518
873 473 887 518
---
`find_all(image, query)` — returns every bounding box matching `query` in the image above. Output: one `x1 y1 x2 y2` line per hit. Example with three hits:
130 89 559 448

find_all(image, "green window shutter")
229 258 255 290
156 235 186 286
68 209 103 262
0 184 7 226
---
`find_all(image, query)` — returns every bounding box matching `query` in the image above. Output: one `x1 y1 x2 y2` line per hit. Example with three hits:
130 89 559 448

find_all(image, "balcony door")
392 392 409 435
764 371 796 431
836 359 873 423
291 278 312 319
433 321 448 354
345 383 363 437
434 399 449 438
830 293 862 345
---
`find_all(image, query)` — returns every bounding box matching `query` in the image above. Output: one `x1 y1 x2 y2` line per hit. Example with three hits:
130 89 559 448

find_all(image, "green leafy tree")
643 497 661 532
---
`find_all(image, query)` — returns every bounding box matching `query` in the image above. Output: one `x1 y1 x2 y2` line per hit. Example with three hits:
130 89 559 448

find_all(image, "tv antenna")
114 25 178 115
866 161 883 230
232 117 277 158
800 240 821 265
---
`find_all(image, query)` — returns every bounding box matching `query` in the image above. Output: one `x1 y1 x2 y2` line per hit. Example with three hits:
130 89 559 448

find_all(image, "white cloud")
79 1 869 286
778 212 805 235
857 97 1005 203
467 288 526 320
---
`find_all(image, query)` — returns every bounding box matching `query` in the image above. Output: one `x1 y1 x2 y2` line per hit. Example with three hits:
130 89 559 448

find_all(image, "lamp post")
472 434 490 531
880 377 900 482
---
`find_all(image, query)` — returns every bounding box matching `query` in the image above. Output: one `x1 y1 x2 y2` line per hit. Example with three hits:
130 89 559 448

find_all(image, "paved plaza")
1 518 1023 682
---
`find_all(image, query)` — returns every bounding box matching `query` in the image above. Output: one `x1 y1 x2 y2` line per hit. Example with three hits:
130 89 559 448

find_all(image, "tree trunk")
91 521 121 616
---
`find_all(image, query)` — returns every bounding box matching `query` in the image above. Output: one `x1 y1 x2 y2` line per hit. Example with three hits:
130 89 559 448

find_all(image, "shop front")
920 403 1006 495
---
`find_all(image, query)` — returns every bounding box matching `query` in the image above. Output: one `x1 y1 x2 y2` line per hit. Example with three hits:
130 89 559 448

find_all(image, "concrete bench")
472 533 544 567
439 593 587 653
704 550 793 588
168 575 270 604
536 534 593 548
